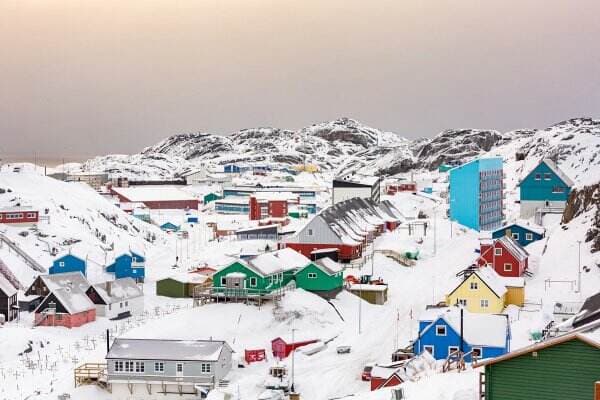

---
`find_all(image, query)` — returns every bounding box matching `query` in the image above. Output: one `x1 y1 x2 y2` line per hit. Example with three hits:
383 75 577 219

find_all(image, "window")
511 233 519 240
26 212 36 218
308 229 313 236
494 248 502 256
552 186 564 193
525 233 533 241
125 301 128 307
504 263 512 272
125 361 134 372
423 345 434 356
120 302 123 308
534 173 541 180
472 347 482 358
201 363 212 373
108 304 112 310
470 282 478 290
176 363 184 373
436 325 446 336
448 346 459 355
544 173 551 180
249 277 257 287
221 277 226 286
458 299 467 306
480 299 489 308
115 361 124 372
135 361 145 373
154 362 164 372
308 272 317 279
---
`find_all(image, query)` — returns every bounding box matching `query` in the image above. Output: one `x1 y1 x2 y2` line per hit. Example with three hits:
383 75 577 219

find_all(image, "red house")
249 196 289 221
369 366 406 391
271 336 318 359
33 286 96 328
478 236 529 277
386 182 417 195
0 207 39 225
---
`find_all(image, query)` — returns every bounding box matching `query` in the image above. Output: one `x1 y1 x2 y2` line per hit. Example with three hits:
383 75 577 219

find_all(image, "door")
595 382 600 400
176 363 184 377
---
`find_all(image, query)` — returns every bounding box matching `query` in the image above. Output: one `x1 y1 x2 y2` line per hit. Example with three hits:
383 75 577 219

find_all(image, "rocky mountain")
74 117 600 183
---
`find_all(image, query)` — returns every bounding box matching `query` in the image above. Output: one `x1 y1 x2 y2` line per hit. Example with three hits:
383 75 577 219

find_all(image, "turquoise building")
449 157 504 231
518 159 573 218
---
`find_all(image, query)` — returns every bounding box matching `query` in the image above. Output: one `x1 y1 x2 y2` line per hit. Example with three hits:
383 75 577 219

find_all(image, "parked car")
361 364 374 381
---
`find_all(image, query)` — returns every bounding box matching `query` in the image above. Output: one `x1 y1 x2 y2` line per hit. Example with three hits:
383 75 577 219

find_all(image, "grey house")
106 338 233 398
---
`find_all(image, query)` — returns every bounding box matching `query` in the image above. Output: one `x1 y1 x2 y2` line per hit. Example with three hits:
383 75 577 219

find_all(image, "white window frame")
494 248 502 256
435 325 447 336
480 299 489 308
423 345 434 356
220 277 226 286
59 261 65 267
544 173 551 181
308 229 313 236
115 361 124 372
124 361 134 372
525 233 533 241
154 362 164 373
201 363 212 373
448 346 459 355
176 363 184 374
134 361 145 373
504 263 512 272
307 272 317 279
472 347 483 359
534 173 541 180
249 277 257 287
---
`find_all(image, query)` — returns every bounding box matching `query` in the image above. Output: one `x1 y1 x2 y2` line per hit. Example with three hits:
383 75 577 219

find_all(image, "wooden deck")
74 363 107 388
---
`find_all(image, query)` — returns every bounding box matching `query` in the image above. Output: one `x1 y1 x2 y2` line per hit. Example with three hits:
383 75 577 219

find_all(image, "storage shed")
156 273 212 298
347 284 388 305
271 336 319 359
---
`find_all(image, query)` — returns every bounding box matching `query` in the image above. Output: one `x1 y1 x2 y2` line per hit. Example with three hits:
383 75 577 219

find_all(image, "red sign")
245 349 267 363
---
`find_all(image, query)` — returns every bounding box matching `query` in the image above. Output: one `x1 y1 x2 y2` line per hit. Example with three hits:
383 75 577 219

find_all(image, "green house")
203 192 221 204
294 258 344 299
474 332 600 400
156 273 212 298
213 248 310 297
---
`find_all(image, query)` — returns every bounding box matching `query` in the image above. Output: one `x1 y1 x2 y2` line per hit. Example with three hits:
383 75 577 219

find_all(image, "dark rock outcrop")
562 183 600 253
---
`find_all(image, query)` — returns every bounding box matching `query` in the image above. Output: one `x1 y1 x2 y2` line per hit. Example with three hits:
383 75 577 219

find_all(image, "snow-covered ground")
0 145 599 400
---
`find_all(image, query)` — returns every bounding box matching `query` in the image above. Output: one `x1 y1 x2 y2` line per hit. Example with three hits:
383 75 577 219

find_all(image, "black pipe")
106 329 110 354
459 308 464 353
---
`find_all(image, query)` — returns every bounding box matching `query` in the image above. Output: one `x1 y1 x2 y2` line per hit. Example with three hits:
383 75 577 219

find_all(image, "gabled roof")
520 158 574 187
0 275 17 297
106 338 230 361
473 321 600 368
573 291 600 327
39 272 90 292
497 236 529 261
419 307 509 348
36 285 95 314
495 220 545 236
447 267 507 299
90 278 143 304
313 257 344 275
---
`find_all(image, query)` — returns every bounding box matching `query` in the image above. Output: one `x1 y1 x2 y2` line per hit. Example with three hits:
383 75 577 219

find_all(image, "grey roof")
42 286 95 314
41 272 90 292
573 291 600 327
542 159 575 187
0 275 17 297
106 338 230 361
498 236 529 261
91 278 143 304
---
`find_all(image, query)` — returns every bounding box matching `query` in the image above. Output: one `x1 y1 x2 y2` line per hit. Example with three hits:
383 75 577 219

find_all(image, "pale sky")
1 0 599 159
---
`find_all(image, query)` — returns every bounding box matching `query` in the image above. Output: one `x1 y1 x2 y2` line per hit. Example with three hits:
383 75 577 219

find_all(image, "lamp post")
577 240 582 293
291 326 297 393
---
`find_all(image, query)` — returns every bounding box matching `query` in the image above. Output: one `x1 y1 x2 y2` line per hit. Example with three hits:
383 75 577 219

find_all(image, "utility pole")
291 326 297 393
433 209 437 256
577 240 582 293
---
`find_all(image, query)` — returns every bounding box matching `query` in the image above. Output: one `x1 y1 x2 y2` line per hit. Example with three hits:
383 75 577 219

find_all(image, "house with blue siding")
414 307 510 362
106 251 145 283
449 158 504 231
49 253 87 276
492 221 545 247
518 159 574 218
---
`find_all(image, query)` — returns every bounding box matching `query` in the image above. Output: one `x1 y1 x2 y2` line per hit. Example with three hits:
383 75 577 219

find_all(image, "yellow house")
446 267 524 313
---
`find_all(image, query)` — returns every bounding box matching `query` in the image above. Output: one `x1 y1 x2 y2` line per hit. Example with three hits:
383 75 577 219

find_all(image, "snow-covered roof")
40 272 90 292
48 286 95 314
474 267 508 298
420 307 509 348
0 206 35 212
91 278 143 304
248 253 284 275
272 248 310 270
498 236 529 261
0 275 17 296
106 338 229 361
111 186 197 202
497 220 545 236
314 258 344 275
541 159 575 187
347 284 388 292
334 174 380 186
165 273 211 284
226 272 247 278
501 277 525 288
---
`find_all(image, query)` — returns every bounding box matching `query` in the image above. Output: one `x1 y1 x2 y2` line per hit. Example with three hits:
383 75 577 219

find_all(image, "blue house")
518 159 574 218
449 157 504 231
49 253 87 276
106 251 145 283
160 222 180 232
492 221 545 247
414 307 510 362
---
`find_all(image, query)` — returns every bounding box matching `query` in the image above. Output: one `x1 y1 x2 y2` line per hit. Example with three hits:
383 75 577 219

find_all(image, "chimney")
106 329 110 354
106 281 112 297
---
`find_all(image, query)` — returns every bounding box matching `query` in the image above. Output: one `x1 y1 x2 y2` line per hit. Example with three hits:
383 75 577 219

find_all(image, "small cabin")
49 253 87 276
271 336 319 359
0 207 39 226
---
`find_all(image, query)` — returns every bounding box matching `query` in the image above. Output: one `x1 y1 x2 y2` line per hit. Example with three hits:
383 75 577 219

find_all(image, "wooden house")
0 207 39 226
0 275 18 322
478 236 529 277
518 158 574 218
347 284 388 305
106 250 145 282
86 278 144 319
271 336 319 359
446 267 525 313
106 338 233 395
25 271 90 298
414 307 510 362
49 252 87 276
294 257 344 299
492 221 545 247
156 273 212 298
474 328 600 400
33 286 96 328
159 222 180 232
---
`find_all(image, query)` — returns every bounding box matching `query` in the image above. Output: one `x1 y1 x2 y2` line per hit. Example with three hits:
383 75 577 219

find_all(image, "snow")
106 338 226 362
0 274 17 296
111 186 198 202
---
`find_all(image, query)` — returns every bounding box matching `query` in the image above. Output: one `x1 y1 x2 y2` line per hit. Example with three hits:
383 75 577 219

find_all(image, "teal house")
107 251 146 282
49 253 87 276
449 158 504 231
518 159 574 218
492 222 545 247
294 258 344 299
160 222 180 232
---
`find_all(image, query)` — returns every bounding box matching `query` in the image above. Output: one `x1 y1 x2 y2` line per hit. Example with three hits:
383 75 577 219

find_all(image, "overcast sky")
1 1 599 159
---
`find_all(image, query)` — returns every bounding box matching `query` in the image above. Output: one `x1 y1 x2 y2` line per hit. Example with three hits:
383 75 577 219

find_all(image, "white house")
85 278 143 319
